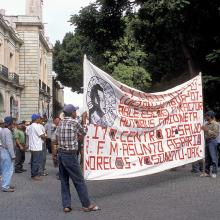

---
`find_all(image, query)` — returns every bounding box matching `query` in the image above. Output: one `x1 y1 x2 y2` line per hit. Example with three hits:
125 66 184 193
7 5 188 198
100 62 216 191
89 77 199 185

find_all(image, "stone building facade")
0 13 24 120
2 0 55 121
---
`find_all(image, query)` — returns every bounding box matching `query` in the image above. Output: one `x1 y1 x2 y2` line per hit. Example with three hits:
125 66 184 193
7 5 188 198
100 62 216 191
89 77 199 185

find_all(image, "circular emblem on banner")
86 76 117 127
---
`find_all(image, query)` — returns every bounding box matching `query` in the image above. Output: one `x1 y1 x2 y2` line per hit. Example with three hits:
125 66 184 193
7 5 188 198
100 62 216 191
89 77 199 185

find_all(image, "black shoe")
15 170 22 173
21 169 27 172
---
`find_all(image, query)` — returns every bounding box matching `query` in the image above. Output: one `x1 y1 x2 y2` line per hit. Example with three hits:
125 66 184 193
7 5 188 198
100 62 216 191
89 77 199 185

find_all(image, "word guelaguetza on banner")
83 56 204 180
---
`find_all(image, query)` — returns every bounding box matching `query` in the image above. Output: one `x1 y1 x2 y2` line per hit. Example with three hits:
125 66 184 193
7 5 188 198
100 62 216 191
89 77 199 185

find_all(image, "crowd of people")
0 104 100 213
0 106 219 212
0 114 58 189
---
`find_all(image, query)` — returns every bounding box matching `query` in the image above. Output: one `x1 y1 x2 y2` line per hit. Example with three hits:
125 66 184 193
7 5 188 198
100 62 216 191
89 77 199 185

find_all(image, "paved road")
1 153 220 220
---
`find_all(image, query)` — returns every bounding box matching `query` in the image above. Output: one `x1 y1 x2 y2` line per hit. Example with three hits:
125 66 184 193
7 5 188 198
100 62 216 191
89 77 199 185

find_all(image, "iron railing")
39 79 50 96
9 72 19 84
0 64 9 78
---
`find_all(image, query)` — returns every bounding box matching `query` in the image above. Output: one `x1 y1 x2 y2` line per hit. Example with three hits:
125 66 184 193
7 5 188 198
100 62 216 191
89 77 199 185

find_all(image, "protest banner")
83 56 204 180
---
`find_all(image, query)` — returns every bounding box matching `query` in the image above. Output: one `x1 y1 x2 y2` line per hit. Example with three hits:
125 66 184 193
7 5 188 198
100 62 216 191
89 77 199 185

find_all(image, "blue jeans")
0 148 14 189
58 152 91 208
31 151 43 177
205 139 218 174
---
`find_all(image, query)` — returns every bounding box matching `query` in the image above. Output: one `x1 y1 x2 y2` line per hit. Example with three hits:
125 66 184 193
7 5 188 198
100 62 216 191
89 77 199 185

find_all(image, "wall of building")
0 15 23 120
0 0 63 121
13 18 53 121
17 25 40 121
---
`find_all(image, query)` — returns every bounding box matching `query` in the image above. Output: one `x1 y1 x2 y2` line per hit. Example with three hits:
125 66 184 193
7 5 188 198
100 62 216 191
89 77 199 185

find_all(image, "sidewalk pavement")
1 152 220 220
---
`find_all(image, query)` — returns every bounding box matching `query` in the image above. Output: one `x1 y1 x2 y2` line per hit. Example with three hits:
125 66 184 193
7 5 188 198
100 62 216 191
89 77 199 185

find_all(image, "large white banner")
83 56 204 180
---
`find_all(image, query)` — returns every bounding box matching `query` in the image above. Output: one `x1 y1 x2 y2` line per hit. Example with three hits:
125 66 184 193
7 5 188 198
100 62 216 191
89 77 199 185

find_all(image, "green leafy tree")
53 33 84 92
104 17 151 91
132 0 220 110
54 0 152 92
133 0 220 79
53 0 220 112
69 0 129 56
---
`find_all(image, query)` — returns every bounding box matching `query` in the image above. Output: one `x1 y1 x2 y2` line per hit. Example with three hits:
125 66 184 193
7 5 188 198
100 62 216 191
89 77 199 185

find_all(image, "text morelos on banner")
83 55 204 180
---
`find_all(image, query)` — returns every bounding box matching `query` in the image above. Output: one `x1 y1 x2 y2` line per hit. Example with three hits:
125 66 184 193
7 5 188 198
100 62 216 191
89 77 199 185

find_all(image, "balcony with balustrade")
39 79 51 98
0 65 22 88
0 64 9 79
9 72 19 84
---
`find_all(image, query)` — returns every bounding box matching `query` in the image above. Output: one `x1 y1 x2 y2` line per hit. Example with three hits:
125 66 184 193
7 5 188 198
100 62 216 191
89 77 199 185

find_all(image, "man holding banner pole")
56 104 100 213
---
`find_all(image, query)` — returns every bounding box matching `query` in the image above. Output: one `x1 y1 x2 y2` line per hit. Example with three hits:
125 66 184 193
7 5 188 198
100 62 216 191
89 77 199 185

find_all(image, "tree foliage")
104 17 151 91
53 33 84 92
53 0 220 111
132 0 220 110
133 0 220 80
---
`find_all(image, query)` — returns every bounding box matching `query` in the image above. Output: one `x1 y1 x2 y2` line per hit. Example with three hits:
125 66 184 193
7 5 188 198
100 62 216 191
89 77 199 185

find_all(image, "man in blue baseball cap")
31 114 41 121
26 114 46 181
0 116 15 192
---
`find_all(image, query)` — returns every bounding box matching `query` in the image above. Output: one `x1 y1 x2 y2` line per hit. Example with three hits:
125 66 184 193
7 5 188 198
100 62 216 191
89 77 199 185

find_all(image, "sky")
0 0 94 109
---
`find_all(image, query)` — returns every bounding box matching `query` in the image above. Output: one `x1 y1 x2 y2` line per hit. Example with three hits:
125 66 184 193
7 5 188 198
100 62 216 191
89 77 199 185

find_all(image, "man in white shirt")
26 114 45 181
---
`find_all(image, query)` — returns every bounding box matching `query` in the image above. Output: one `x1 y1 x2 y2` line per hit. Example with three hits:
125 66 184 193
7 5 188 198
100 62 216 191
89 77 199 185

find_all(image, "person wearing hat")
201 110 219 178
26 114 46 181
56 104 100 213
0 116 15 192
14 121 27 173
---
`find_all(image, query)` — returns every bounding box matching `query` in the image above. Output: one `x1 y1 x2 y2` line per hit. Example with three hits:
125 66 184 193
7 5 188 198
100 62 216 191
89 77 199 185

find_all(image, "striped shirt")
56 117 87 151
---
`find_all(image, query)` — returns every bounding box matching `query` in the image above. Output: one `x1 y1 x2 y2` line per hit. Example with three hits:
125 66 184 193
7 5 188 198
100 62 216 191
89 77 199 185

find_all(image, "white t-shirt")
39 124 46 134
26 123 45 151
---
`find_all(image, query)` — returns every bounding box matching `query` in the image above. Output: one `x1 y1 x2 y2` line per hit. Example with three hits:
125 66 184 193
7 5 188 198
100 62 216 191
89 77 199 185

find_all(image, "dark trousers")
46 138 52 154
192 160 204 172
205 139 218 174
217 143 220 166
39 144 47 174
58 152 91 208
15 147 25 171
31 151 43 177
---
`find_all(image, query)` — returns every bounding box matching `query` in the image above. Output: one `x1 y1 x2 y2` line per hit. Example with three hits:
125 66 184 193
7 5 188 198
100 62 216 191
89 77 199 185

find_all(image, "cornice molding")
0 15 23 45
39 31 53 52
